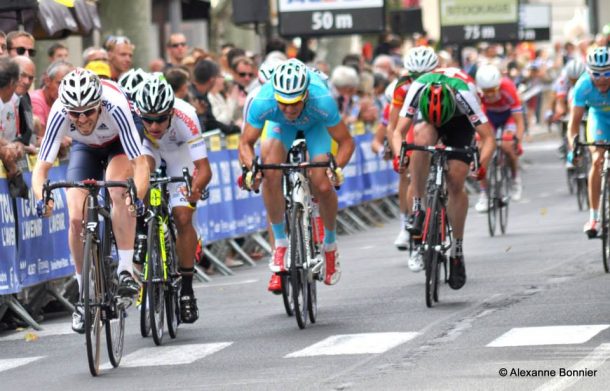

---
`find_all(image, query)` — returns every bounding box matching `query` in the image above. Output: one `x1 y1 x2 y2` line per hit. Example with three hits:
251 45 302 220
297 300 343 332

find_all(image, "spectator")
6 31 36 58
149 58 165 73
331 65 360 125
30 60 74 143
48 42 69 63
219 43 235 75
0 31 7 57
165 67 192 101
0 57 27 197
208 74 239 125
105 35 134 81
226 47 246 75
12 56 34 147
230 55 255 92
372 54 395 80
265 37 286 56
342 53 364 74
82 46 109 65
165 33 189 69
190 59 239 135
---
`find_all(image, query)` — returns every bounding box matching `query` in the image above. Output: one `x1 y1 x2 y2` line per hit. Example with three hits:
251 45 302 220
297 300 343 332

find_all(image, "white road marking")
102 342 232 368
0 322 73 341
0 357 44 373
534 343 610 391
285 332 418 358
197 279 258 289
487 325 609 347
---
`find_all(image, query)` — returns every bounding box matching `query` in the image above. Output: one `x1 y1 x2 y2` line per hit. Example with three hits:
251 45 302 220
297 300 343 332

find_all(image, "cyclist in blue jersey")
239 59 355 293
568 46 610 238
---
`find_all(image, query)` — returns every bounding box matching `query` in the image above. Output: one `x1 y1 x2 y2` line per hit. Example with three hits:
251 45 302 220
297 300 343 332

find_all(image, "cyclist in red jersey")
474 64 525 211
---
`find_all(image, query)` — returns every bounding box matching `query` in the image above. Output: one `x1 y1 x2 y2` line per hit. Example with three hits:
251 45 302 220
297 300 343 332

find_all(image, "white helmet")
403 46 438 74
586 47 610 72
272 59 310 104
59 68 102 110
118 68 148 97
564 60 586 80
476 64 501 89
258 58 283 84
134 75 175 115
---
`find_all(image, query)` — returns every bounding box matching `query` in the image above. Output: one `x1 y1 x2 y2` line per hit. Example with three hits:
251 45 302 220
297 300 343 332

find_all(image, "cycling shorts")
487 110 517 133
143 145 196 210
66 138 125 181
265 122 332 158
586 110 610 142
436 115 475 164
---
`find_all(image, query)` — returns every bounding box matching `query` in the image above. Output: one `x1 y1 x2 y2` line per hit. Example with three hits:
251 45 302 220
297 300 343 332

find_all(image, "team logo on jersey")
98 123 108 130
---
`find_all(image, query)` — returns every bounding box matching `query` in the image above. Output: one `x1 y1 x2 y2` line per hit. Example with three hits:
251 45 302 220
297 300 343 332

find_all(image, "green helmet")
418 83 456 127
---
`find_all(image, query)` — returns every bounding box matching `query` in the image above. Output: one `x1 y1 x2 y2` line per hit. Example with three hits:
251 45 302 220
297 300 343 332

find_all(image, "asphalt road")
2 136 610 391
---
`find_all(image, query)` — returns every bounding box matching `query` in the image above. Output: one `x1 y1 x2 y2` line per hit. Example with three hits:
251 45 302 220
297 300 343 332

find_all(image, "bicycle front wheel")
281 274 294 317
486 158 498 237
83 232 104 376
103 227 125 368
147 219 165 345
602 173 610 273
165 222 180 339
423 203 440 308
499 158 510 234
290 205 308 329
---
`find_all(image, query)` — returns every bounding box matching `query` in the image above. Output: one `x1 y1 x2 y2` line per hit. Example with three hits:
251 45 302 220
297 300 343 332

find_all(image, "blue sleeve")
317 94 341 127
572 80 587 108
246 98 267 129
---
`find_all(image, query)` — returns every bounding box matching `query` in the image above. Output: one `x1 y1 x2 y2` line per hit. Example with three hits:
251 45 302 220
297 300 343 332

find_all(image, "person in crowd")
105 35 134 81
0 31 6 58
265 37 286 57
0 57 28 198
165 66 193 102
6 31 36 58
48 43 69 63
149 58 166 73
165 33 189 69
208 73 239 126
372 54 396 80
82 46 109 65
331 65 361 126
12 56 35 152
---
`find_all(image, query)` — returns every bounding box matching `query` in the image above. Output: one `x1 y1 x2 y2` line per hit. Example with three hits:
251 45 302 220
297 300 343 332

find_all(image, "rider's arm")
513 111 525 143
132 156 150 200
567 105 585 150
32 160 53 200
239 121 262 170
327 120 355 167
190 158 212 202
475 122 496 169
456 88 496 168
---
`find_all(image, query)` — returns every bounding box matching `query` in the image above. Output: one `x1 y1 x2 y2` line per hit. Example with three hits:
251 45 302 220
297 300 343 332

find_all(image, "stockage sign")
278 0 384 37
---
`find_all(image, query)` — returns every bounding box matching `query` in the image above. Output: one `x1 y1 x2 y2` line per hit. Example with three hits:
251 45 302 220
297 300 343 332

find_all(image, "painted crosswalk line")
102 342 232 369
487 325 610 347
0 357 44 373
285 332 419 358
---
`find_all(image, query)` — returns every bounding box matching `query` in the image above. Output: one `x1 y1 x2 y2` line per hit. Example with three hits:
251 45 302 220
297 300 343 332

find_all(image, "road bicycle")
42 178 137 376
248 140 335 329
140 167 208 345
400 142 476 308
486 127 513 237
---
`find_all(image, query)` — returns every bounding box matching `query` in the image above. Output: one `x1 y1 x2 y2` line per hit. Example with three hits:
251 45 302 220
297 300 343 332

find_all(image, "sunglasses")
238 72 254 78
591 70 610 79
67 106 99 119
142 113 172 124
12 47 36 57
170 42 187 48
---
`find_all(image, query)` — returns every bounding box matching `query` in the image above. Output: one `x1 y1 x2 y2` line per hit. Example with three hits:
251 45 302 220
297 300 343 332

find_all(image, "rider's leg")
407 122 436 234
588 147 604 226
173 206 197 292
66 188 87 289
446 161 470 240
261 138 289 241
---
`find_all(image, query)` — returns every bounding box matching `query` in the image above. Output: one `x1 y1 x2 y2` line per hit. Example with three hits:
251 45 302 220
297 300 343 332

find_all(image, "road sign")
518 4 551 41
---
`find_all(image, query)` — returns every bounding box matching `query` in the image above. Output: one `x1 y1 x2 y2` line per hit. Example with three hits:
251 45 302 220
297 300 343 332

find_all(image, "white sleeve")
110 97 144 160
399 80 425 118
38 101 68 163
455 89 488 126
175 104 208 161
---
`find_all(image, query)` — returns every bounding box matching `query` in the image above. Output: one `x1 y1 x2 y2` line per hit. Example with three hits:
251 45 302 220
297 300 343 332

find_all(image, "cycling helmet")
134 75 175 115
59 68 102 110
118 68 148 97
418 83 456 127
258 58 282 84
475 64 501 89
272 59 310 104
564 59 586 80
586 47 610 72
403 46 438 74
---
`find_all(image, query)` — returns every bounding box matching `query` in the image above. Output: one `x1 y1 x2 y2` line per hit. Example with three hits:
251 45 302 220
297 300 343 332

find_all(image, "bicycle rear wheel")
424 204 440 308
290 205 308 329
103 225 125 368
281 274 294 316
83 232 104 376
486 158 498 237
602 174 610 273
499 159 510 235
307 236 318 324
165 222 180 339
147 219 165 345
139 283 150 337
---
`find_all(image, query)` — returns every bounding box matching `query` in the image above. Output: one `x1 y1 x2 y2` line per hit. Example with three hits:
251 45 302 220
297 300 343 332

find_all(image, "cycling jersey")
142 98 208 208
392 73 416 109
573 73 610 141
399 72 488 127
246 71 340 157
553 74 572 100
433 67 479 97
479 77 522 131
39 80 144 163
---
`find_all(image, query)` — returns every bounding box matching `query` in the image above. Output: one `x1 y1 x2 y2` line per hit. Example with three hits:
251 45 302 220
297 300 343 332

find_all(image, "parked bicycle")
400 142 476 308
247 140 336 329
42 178 137 376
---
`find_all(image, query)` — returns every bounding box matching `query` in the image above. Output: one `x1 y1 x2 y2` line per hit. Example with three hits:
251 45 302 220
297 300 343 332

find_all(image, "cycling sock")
180 267 194 296
590 209 600 222
324 228 336 245
401 213 409 230
117 249 134 276
75 273 82 293
271 222 287 240
413 198 422 211
451 238 463 257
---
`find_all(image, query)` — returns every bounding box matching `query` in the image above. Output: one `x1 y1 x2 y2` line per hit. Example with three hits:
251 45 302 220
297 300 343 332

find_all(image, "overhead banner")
440 0 520 44
518 4 551 41
278 0 384 37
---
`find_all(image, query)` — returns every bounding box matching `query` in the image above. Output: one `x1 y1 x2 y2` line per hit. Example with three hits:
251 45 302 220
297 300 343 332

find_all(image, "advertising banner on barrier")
0 177 18 294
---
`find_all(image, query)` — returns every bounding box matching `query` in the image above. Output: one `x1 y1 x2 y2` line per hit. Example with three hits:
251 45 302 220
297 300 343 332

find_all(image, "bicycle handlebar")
42 178 137 207
149 167 209 202
399 142 479 173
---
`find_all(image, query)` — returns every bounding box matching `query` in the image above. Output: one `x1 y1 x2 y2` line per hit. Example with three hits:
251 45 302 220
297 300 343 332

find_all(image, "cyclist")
567 47 610 238
118 67 148 99
239 59 355 292
474 64 525 211
133 75 212 323
32 68 150 332
553 60 587 123
387 46 438 269
392 74 495 290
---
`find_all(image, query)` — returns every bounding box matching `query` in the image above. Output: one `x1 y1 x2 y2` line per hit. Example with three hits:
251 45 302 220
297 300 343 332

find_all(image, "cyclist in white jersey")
134 75 212 323
32 68 149 333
